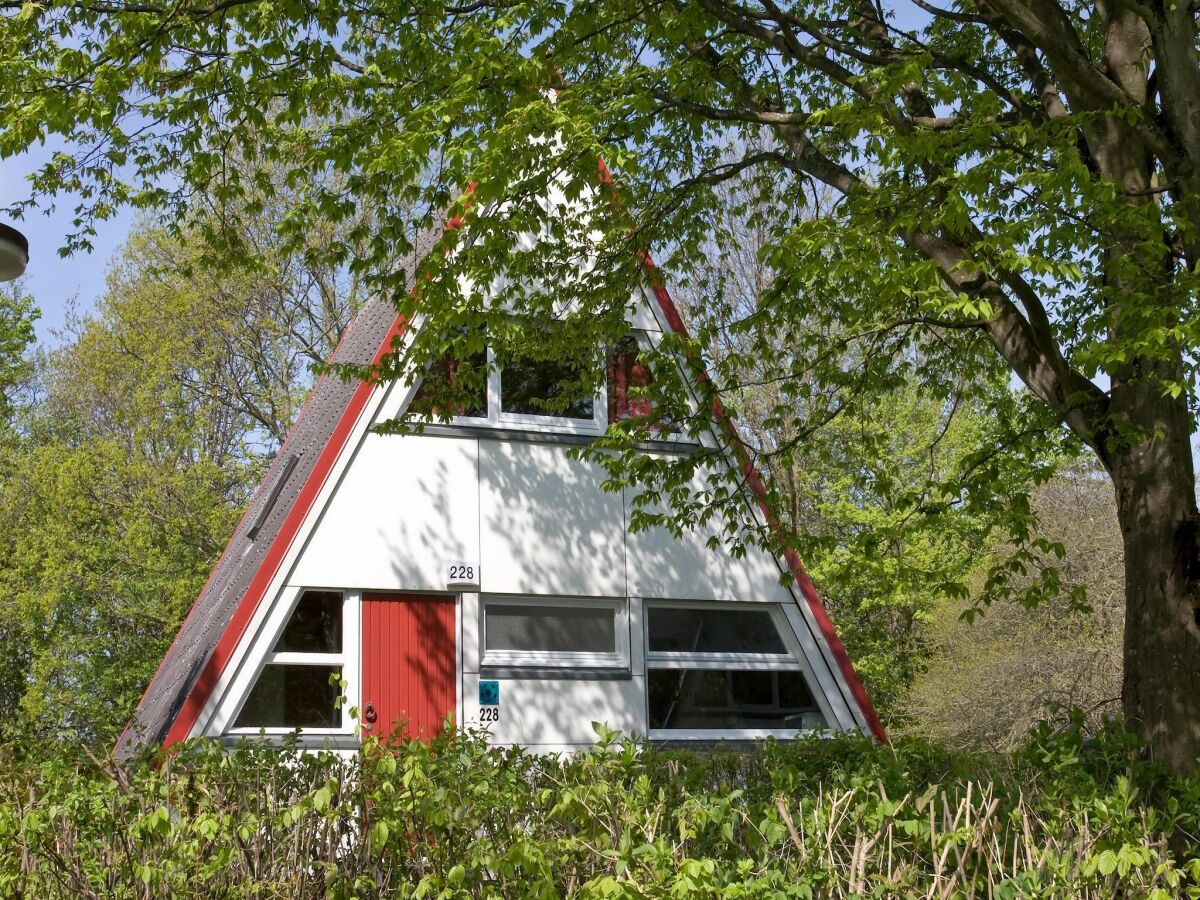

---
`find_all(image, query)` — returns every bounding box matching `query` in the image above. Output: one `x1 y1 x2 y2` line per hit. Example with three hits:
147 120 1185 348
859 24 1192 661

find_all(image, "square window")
500 357 595 420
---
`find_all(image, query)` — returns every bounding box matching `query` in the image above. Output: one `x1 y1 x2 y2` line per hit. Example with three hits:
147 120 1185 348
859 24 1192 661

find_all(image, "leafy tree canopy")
4 0 1199 768
0 282 36 438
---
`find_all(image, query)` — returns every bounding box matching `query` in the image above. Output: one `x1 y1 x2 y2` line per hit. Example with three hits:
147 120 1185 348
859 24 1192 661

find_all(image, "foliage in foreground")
1 723 1197 899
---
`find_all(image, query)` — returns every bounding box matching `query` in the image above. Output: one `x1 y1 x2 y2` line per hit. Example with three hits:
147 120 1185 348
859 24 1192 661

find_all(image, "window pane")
485 604 616 654
234 664 342 728
414 353 488 418
647 607 786 654
647 669 824 730
273 590 342 653
500 357 594 419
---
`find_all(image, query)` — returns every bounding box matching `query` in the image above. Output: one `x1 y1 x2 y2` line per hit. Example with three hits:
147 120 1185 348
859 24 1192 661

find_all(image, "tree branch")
679 27 1111 456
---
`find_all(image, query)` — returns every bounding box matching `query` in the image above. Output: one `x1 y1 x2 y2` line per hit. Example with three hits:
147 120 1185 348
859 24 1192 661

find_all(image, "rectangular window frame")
226 589 360 737
644 600 826 740
452 346 608 436
479 595 630 670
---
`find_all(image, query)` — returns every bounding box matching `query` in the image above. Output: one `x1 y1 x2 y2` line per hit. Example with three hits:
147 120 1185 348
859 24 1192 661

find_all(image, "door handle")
364 702 378 724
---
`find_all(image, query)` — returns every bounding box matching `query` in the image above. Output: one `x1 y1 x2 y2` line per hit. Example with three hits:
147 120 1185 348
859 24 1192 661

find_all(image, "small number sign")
479 680 500 724
445 559 480 588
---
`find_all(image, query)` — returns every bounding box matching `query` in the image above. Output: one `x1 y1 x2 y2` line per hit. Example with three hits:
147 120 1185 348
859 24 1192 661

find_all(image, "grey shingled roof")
117 226 445 758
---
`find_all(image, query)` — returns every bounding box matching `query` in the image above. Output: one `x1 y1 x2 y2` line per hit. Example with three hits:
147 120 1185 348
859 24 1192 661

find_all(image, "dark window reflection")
501 356 594 419
412 350 488 419
647 607 786 654
234 664 341 728
274 590 342 653
647 669 824 729
485 604 615 653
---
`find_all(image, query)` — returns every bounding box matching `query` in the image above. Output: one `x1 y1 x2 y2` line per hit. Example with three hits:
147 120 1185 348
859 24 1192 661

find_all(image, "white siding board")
627 284 663 332
463 674 646 746
289 433 480 591
624 474 793 604
478 440 625 597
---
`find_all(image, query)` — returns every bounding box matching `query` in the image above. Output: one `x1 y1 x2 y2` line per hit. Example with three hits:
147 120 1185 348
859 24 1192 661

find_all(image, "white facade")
194 288 873 752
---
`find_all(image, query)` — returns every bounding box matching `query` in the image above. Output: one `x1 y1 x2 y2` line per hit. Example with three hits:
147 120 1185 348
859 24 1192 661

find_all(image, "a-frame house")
118 215 886 758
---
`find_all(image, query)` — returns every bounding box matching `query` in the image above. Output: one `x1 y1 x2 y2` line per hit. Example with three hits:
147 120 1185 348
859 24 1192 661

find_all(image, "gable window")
480 596 629 669
413 324 692 436
645 602 826 735
415 321 606 434
501 355 594 420
232 590 351 731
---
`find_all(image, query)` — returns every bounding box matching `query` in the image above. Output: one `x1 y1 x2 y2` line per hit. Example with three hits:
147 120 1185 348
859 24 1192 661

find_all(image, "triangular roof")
118 214 885 758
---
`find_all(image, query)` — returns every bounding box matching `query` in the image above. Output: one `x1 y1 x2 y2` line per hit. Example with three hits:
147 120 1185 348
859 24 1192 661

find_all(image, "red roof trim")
161 316 410 748
117 313 374 752
610 158 886 741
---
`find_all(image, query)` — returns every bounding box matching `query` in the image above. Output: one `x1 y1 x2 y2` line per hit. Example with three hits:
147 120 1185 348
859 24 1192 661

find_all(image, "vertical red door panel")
361 593 456 741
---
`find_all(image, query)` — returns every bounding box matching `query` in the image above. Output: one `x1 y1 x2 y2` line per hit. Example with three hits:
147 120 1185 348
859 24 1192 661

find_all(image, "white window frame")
453 346 608 435
226 589 360 737
479 595 630 669
644 600 827 740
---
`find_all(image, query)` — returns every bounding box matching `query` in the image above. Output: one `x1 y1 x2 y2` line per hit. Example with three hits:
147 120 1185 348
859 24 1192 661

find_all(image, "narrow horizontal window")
480 597 629 670
647 668 825 730
485 603 616 654
233 664 342 728
647 606 786 655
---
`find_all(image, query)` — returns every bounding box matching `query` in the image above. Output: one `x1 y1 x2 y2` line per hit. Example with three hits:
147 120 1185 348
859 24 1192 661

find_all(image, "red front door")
360 593 457 740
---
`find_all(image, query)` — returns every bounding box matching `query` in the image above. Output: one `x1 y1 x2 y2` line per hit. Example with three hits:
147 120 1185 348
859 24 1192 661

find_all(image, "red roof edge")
608 159 887 743
160 315 411 749
116 307 375 754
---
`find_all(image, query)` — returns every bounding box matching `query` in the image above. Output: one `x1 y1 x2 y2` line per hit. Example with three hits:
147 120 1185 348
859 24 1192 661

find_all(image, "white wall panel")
289 434 480 591
463 674 646 747
627 285 663 332
625 466 794 604
478 440 625 596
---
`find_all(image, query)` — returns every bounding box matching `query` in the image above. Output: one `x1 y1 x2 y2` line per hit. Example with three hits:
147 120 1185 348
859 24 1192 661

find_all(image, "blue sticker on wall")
479 680 500 706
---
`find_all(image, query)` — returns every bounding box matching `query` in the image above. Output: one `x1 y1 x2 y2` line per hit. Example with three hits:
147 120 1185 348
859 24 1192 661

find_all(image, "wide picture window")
233 590 349 731
645 603 826 736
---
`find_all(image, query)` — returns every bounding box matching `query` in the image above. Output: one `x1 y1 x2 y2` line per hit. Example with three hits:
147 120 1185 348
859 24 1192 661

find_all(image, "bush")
0 721 1196 898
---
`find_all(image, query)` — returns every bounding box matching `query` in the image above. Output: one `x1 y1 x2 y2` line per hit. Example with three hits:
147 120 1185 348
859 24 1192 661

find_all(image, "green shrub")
0 720 1195 898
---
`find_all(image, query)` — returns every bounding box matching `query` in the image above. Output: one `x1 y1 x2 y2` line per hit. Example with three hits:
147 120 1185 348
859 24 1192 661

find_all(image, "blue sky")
1 144 135 345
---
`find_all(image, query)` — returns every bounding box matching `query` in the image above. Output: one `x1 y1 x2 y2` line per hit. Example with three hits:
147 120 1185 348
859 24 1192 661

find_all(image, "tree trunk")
1111 387 1200 775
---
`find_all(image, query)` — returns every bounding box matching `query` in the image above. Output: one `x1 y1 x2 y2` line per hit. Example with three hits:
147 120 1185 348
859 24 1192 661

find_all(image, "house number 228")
480 707 500 723
445 559 480 588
